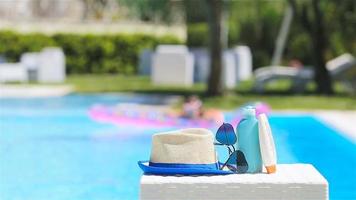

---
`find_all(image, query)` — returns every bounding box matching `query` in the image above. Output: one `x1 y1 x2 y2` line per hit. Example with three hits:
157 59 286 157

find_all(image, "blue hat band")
149 162 219 170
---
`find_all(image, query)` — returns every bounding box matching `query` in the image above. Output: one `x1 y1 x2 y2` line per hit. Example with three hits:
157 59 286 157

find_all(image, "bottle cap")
265 165 276 174
243 106 256 117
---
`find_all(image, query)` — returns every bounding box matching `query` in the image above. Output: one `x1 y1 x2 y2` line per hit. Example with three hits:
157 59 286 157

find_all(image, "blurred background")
0 1 356 200
0 0 355 105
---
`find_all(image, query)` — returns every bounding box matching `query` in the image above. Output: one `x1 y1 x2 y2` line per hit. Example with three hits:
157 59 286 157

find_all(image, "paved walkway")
315 111 356 143
274 110 356 143
0 84 73 98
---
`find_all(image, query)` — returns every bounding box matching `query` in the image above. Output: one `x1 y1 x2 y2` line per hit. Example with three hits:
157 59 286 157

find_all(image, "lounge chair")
37 47 66 83
0 63 28 83
254 54 356 93
151 45 194 86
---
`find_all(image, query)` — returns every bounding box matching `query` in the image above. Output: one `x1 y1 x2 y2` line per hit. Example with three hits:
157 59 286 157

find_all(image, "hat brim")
138 161 233 175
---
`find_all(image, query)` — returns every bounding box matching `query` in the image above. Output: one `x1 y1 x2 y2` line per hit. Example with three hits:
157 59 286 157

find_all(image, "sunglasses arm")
231 145 236 152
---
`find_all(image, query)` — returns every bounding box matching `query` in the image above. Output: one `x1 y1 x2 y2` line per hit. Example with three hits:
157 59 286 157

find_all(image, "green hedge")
0 31 181 74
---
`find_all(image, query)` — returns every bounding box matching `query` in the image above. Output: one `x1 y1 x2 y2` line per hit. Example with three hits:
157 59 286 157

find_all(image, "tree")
81 0 114 21
289 0 333 94
118 0 178 24
206 0 224 96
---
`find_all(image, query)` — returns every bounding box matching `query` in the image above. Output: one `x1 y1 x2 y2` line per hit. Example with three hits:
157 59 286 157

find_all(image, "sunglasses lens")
216 123 237 145
223 150 248 173
236 150 248 173
226 151 238 165
227 164 237 171
223 151 238 172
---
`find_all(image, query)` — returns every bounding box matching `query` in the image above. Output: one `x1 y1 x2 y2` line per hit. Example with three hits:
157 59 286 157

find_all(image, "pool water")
0 94 355 200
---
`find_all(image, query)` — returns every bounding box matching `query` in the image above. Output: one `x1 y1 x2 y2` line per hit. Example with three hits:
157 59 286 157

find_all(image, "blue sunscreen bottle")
236 106 262 173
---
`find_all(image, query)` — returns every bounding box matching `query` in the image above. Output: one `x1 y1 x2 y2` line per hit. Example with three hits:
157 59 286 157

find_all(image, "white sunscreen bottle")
258 113 277 174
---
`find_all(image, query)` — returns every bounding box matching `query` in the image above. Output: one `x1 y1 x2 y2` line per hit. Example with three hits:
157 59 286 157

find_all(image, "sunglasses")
214 123 248 173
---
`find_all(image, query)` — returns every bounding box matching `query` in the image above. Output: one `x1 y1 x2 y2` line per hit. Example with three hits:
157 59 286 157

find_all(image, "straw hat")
138 128 232 175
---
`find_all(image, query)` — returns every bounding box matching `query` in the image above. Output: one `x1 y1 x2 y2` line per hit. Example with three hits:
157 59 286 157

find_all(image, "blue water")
0 94 355 200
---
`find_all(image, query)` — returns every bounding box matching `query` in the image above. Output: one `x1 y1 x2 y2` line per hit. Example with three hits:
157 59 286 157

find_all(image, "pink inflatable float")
89 102 270 129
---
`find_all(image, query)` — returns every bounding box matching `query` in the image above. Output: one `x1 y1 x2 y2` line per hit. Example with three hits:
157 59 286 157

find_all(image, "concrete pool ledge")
0 84 73 98
140 164 328 200
273 110 356 143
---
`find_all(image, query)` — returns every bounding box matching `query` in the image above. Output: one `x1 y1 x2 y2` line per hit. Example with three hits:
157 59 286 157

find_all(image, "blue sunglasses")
215 123 248 173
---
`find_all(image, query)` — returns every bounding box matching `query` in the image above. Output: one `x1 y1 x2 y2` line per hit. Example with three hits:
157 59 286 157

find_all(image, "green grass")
203 94 356 110
66 74 356 110
67 74 205 94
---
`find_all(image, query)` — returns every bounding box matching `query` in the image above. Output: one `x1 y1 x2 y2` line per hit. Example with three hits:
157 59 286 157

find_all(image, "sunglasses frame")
214 123 248 173
214 142 237 170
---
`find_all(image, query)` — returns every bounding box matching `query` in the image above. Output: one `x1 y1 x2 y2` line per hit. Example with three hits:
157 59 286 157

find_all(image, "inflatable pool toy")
89 102 270 129
258 113 277 174
89 102 270 128
89 104 224 128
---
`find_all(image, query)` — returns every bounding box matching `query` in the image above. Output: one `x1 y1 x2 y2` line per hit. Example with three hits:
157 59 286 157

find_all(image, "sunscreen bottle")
236 107 262 173
258 113 277 174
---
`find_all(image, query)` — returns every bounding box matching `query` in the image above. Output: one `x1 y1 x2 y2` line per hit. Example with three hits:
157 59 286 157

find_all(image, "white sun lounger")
254 54 356 93
140 164 328 200
326 54 356 92
151 45 194 87
0 63 28 83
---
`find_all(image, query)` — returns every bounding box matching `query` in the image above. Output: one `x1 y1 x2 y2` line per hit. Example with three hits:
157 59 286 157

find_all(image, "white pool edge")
273 110 356 143
0 84 74 98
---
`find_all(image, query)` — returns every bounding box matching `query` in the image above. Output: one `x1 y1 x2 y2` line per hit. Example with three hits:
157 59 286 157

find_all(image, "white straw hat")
138 128 232 175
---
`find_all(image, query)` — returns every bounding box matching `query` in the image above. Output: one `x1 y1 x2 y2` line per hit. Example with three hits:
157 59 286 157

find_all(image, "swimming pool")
0 94 355 199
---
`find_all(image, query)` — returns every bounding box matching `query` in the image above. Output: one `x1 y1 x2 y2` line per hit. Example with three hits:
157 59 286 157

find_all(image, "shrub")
187 23 209 47
0 31 182 74
0 31 55 62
